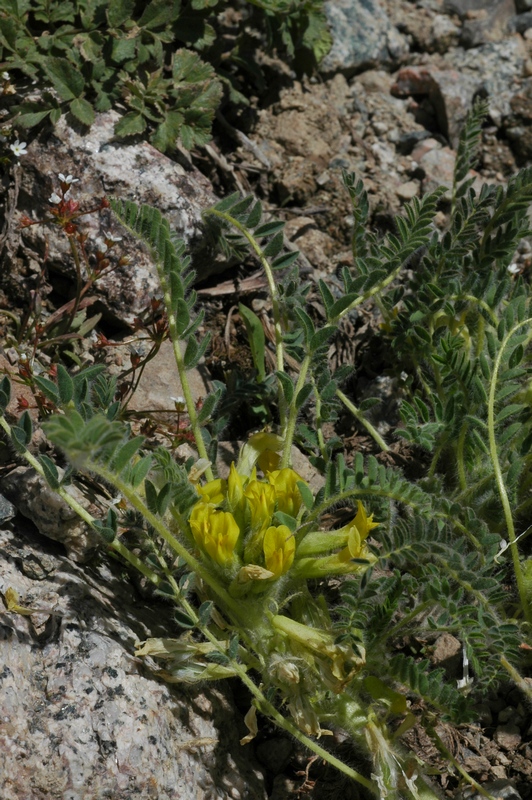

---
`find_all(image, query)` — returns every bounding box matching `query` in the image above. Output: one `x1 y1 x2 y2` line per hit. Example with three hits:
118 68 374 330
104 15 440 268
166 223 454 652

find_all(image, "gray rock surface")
0 492 15 521
6 111 226 327
0 466 102 562
392 37 527 145
505 76 532 162
321 0 409 75
0 521 267 800
442 37 527 127
443 0 516 48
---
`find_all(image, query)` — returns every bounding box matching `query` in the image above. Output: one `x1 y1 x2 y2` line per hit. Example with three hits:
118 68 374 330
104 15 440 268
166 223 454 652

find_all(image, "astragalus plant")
2 102 530 799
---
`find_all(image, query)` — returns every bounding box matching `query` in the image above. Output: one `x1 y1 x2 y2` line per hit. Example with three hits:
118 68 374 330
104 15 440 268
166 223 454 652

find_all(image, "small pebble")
396 181 419 201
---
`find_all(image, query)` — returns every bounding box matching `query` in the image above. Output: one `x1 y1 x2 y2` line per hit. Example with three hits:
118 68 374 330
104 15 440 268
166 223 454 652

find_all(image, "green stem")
487 318 532 624
332 259 415 325
91 463 245 622
206 208 287 427
0 415 165 589
312 376 328 462
456 423 467 492
336 388 389 452
281 353 311 468
427 434 448 478
375 601 432 644
447 294 498 327
177 593 378 794
501 655 532 700
155 265 213 482
428 725 496 800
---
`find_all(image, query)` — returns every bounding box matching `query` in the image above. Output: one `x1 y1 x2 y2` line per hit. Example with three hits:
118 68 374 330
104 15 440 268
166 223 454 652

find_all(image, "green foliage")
1 0 330 150
5 101 532 800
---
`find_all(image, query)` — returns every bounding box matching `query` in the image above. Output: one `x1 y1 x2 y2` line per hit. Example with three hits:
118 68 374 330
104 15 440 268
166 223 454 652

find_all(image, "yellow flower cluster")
189 463 302 578
188 459 378 587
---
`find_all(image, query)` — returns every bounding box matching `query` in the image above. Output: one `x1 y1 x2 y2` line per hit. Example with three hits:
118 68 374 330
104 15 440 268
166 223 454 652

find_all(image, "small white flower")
171 395 186 408
49 192 61 204
58 173 79 185
507 262 521 275
9 140 27 157
95 238 108 254
103 231 122 243
2 72 10 81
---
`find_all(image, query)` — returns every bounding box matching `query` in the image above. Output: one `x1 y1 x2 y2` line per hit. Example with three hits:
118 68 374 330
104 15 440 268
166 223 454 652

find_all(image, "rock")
431 14 462 52
460 748 492 774
419 146 457 193
118 338 212 417
256 79 348 166
6 111 224 328
284 216 336 269
396 130 434 155
0 523 267 800
516 0 532 10
443 0 509 14
498 705 519 724
389 4 460 54
321 0 408 75
393 66 480 146
410 138 458 194
494 723 522 751
472 701 493 727
0 492 15 522
442 37 527 127
457 778 523 800
395 181 420 201
508 10 532 33
275 158 318 205
442 0 516 47
356 69 394 94
393 37 526 145
506 77 532 162
0 466 102 561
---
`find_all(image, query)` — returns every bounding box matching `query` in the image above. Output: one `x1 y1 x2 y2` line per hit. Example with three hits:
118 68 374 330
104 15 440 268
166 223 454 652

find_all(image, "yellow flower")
227 462 247 534
189 503 240 566
352 500 379 539
268 468 305 517
196 477 226 506
237 431 283 476
336 501 378 562
263 525 295 577
292 502 378 579
257 448 281 474
244 479 276 531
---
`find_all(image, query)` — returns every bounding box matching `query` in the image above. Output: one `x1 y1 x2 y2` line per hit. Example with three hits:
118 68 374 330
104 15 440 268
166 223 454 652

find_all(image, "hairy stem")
92 463 245 622
336 388 389 452
281 353 311 468
487 318 532 624
155 264 214 481
205 208 287 427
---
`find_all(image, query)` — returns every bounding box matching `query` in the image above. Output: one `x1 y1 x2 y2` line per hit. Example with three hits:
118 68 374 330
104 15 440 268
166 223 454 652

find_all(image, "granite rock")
0 522 267 800
321 0 409 75
5 111 226 328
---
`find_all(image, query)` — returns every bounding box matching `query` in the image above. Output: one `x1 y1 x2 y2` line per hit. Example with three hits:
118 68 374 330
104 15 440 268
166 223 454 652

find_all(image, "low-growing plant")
0 0 331 151
3 102 532 799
